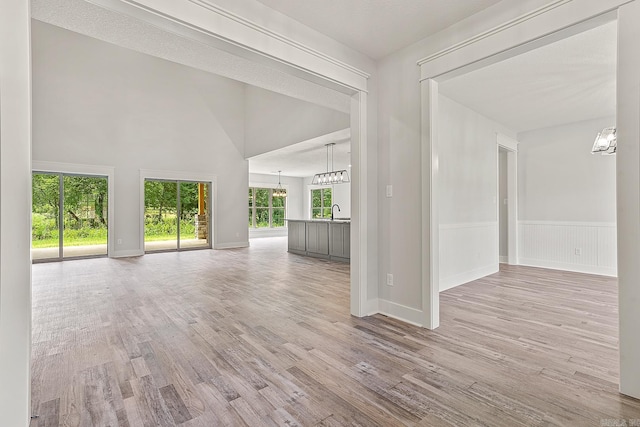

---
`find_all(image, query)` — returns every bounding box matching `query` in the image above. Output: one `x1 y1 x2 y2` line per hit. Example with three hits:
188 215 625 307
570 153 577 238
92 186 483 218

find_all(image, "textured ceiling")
254 0 503 59
439 21 617 134
249 129 350 178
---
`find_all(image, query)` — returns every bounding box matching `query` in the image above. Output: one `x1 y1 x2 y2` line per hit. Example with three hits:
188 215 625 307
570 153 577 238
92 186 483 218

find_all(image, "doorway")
143 179 212 252
31 172 109 262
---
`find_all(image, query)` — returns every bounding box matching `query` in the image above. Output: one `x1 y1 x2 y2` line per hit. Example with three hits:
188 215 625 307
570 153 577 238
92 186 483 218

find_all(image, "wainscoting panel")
439 222 499 291
518 221 617 276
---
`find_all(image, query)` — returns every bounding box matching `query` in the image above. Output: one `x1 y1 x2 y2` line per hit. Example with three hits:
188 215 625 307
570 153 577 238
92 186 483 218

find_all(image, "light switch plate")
386 185 393 197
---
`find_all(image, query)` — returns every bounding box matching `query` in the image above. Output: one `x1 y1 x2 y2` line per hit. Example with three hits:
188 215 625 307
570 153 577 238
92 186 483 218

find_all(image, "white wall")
0 0 32 425
499 149 508 260
32 21 252 254
244 86 350 158
438 95 516 291
517 116 617 275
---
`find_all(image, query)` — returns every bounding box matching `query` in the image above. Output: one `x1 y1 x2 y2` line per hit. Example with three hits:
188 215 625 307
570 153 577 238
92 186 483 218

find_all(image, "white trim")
417 0 572 66
378 299 425 327
189 0 370 80
32 160 116 258
518 258 617 277
499 256 509 263
439 221 497 230
139 169 217 252
87 0 368 93
496 135 519 265
249 227 288 239
364 298 379 316
497 133 519 152
350 91 368 317
111 249 144 258
419 1 625 81
215 241 249 249
440 265 499 292
421 79 440 329
519 220 617 227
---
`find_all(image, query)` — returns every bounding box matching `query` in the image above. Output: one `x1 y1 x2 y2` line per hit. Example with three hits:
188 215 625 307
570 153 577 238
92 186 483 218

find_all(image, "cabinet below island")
287 220 350 262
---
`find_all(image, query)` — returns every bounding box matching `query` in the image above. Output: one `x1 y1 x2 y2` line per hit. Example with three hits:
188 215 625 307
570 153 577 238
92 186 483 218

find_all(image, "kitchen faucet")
331 204 340 221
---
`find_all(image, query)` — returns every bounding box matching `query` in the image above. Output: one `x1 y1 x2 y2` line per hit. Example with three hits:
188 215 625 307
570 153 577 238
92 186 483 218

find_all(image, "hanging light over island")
312 143 350 185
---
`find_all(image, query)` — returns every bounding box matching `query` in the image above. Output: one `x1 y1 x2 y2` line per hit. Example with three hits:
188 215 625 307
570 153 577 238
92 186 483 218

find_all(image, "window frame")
248 186 287 229
310 187 332 219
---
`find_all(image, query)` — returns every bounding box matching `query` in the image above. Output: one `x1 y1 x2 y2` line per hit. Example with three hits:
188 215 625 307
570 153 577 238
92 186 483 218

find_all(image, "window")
143 179 211 252
32 172 109 262
248 187 287 228
311 188 332 219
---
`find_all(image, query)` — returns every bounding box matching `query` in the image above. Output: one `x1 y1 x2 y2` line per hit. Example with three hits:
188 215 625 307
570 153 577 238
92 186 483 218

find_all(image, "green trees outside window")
311 188 332 218
144 179 210 251
248 187 286 228
32 172 109 261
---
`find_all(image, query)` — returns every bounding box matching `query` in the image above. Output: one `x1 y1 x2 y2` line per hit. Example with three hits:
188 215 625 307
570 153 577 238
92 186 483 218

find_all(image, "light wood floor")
31 237 640 426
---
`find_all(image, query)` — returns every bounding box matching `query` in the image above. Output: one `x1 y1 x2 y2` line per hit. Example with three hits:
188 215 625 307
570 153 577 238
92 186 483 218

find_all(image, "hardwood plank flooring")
31 237 640 426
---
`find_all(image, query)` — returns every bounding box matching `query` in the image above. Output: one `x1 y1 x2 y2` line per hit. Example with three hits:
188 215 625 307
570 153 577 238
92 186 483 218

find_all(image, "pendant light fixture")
312 143 350 185
273 171 286 197
592 127 616 155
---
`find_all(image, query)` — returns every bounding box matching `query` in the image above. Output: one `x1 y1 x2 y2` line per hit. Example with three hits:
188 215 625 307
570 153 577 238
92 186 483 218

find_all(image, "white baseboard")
214 241 250 249
377 299 424 327
249 228 288 239
364 298 379 316
518 258 617 277
499 255 508 263
440 264 499 291
111 249 144 258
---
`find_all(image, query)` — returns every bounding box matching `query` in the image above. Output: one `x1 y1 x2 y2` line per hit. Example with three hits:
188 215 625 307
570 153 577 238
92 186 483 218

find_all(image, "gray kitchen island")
287 219 350 262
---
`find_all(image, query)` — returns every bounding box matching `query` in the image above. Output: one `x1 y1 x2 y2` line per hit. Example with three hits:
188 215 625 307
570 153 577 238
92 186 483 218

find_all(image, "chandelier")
273 171 286 197
312 143 350 185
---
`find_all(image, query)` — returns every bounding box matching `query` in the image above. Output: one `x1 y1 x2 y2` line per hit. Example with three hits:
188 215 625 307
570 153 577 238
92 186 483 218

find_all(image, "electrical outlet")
386 185 393 198
117 238 122 245
387 273 394 286
575 248 582 256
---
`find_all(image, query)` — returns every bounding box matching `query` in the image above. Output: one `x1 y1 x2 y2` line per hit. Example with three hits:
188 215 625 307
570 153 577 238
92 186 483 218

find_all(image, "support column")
617 0 640 400
420 78 440 329
0 0 33 425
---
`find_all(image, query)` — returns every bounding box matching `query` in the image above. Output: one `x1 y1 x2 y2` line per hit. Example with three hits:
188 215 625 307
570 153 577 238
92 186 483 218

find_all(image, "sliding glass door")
32 172 108 262
144 179 211 252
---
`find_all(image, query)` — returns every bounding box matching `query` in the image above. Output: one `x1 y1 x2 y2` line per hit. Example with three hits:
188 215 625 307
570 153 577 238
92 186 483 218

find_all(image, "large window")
144 179 211 252
248 187 287 228
311 188 332 219
32 172 109 261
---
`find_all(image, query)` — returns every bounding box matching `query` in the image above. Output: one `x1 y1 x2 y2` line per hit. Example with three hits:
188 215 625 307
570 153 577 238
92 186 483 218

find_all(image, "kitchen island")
287 219 350 262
